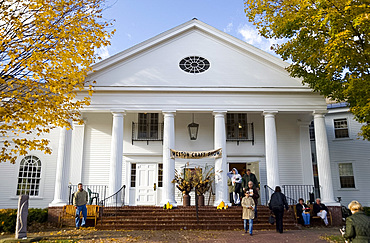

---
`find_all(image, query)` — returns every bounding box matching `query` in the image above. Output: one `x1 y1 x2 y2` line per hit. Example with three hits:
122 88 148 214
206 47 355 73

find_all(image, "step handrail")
99 185 126 225
99 185 126 207
264 185 297 206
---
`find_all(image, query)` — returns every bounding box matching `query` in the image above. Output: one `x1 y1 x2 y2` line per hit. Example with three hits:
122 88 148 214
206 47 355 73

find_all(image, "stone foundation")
328 206 343 226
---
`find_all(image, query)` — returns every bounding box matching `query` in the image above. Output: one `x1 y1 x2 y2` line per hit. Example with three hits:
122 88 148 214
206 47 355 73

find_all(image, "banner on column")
170 148 222 159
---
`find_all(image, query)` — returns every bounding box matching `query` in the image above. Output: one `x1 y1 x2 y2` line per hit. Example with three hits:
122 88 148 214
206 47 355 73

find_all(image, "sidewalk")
0 227 342 243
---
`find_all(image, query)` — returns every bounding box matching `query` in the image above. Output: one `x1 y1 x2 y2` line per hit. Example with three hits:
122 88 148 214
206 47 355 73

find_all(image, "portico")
48 19 338 208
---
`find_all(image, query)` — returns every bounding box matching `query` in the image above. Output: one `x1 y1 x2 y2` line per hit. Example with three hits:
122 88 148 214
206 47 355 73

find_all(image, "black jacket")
269 192 289 211
313 203 328 216
296 203 310 215
242 173 259 189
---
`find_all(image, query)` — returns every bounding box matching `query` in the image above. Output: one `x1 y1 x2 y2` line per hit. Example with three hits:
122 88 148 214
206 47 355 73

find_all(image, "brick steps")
96 223 297 231
99 216 294 221
95 206 299 230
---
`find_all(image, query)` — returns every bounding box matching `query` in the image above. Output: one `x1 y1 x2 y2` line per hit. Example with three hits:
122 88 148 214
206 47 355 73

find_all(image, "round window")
179 56 210 74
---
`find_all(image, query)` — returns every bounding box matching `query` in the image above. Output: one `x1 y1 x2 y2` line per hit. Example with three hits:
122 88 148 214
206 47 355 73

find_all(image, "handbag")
268 214 275 225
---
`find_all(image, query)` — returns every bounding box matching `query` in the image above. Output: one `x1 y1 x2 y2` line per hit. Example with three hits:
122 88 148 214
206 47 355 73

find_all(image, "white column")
298 120 314 185
109 111 125 204
213 111 229 206
160 111 177 206
313 111 337 205
50 127 72 206
69 120 86 184
263 111 280 188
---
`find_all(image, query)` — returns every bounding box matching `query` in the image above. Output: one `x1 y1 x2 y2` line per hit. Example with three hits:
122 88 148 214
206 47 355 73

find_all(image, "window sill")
337 188 358 191
332 138 352 142
10 197 44 200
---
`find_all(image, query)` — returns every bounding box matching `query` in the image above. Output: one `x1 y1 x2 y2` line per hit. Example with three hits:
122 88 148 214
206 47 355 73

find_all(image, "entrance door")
136 164 157 205
229 161 260 190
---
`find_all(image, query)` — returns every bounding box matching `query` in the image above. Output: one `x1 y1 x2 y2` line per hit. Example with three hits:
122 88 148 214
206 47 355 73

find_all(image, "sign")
170 148 222 159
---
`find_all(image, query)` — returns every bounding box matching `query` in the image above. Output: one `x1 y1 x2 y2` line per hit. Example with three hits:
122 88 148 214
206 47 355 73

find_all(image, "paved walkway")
0 227 342 243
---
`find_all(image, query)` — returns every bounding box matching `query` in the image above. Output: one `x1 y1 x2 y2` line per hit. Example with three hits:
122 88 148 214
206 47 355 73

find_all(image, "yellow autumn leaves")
172 166 215 196
0 0 114 163
244 0 370 139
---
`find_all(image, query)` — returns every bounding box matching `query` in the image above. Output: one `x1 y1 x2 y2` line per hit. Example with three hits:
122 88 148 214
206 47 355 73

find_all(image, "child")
241 190 255 235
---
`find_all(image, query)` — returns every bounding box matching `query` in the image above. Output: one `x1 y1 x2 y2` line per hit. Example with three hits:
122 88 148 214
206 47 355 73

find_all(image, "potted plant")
192 166 214 206
172 168 193 206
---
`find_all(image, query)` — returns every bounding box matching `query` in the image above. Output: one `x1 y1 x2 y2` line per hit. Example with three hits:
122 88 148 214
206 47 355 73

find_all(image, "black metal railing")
226 123 254 145
264 185 297 206
99 185 126 207
99 185 126 224
282 185 316 204
68 185 107 205
132 122 164 144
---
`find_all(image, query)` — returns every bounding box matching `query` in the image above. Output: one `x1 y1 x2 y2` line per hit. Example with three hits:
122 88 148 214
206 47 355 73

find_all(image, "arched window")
16 155 42 196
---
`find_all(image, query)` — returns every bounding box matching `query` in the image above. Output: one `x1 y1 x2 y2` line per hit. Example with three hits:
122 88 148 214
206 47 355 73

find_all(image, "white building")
0 19 368 209
322 103 370 207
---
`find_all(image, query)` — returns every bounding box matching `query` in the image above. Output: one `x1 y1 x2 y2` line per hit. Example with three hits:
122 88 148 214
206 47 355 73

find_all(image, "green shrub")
28 208 48 225
364 207 370 216
0 209 17 233
0 208 48 233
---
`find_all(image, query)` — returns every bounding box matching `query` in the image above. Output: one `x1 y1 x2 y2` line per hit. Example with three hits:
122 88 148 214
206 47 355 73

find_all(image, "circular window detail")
179 56 210 74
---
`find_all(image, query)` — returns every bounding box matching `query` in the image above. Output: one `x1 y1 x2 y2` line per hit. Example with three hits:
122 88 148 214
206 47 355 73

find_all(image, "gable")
88 21 304 89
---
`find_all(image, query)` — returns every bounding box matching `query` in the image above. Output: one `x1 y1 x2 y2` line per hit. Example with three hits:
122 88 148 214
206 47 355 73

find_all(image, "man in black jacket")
313 198 329 226
269 186 289 233
242 169 259 191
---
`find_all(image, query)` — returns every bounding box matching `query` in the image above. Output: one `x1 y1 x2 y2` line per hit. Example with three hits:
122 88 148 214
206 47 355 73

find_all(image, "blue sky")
96 0 281 60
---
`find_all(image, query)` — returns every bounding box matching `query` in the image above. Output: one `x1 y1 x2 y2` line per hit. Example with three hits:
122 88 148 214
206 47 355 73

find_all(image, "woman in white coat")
227 168 242 205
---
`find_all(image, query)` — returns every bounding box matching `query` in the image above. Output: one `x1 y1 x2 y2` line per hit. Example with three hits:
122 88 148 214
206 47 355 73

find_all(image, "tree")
244 0 370 138
0 0 114 163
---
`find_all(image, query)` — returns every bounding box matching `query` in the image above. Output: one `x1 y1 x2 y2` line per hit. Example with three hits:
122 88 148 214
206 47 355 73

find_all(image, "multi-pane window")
138 113 159 139
131 163 136 187
158 164 163 187
338 163 355 188
334 118 349 138
226 113 248 139
16 155 42 196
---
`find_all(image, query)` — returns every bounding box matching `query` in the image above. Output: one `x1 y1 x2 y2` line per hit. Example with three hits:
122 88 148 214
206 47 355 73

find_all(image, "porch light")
188 114 199 140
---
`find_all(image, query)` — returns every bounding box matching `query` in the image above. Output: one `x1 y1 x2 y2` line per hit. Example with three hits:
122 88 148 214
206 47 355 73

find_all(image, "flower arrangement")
171 168 193 195
192 166 215 196
172 164 215 196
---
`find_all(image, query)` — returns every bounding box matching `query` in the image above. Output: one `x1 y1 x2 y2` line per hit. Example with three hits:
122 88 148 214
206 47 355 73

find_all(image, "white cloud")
237 24 284 56
95 46 110 60
224 23 233 33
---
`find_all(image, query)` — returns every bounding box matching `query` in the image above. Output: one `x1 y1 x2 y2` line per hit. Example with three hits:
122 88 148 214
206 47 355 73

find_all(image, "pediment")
88 19 304 89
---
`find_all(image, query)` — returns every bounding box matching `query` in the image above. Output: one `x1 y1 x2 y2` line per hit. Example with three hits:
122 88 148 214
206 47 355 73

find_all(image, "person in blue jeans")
241 190 255 236
296 198 310 226
73 183 88 229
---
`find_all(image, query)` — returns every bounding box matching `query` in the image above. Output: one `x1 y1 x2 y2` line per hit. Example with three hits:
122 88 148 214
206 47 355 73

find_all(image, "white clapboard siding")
276 114 304 185
326 111 370 207
0 128 61 208
82 113 112 185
